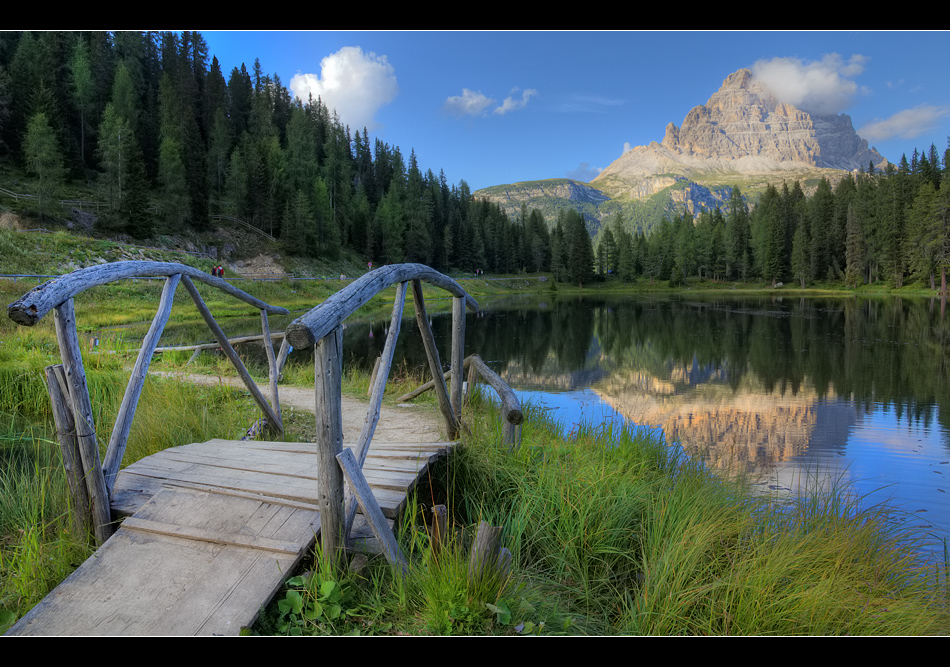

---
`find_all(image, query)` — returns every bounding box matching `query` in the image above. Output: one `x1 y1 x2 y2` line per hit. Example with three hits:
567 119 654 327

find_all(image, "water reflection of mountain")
594 367 858 477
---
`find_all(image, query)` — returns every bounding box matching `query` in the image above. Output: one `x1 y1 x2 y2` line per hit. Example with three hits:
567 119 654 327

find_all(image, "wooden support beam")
181 276 281 435
154 332 286 353
275 335 292 380
103 274 181 493
260 309 282 433
314 327 345 563
53 300 114 545
344 282 408 537
429 504 449 560
337 448 407 578
411 279 458 439
451 295 465 423
468 355 524 427
469 521 504 586
45 364 92 541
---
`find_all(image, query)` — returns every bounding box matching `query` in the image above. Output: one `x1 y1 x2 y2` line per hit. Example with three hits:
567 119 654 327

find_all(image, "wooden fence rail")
7 261 525 580
284 263 480 564
7 261 290 544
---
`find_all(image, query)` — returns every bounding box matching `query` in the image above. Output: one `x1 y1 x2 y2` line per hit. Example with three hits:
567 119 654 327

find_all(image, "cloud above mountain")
289 46 398 132
750 53 869 116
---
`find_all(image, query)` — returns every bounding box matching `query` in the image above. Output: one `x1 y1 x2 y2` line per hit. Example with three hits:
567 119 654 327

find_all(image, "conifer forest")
1 31 948 291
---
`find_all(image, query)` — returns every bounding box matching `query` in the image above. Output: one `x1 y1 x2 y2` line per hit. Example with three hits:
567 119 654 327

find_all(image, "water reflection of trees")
190 293 950 448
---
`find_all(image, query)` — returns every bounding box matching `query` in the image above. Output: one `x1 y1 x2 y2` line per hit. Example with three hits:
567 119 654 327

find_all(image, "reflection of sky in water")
514 388 628 435
477 386 629 435
488 385 950 564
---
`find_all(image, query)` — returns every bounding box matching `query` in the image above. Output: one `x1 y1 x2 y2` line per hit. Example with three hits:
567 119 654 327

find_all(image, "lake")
339 292 950 562
143 289 950 563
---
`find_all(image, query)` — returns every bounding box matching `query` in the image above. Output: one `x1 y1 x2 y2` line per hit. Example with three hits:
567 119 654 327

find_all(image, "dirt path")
152 371 446 444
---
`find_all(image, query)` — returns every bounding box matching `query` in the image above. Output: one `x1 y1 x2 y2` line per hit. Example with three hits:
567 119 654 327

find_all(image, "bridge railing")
7 261 523 577
7 261 289 545
284 263 484 568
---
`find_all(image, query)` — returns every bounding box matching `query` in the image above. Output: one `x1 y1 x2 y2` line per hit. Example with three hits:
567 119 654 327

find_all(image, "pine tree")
845 203 865 289
23 111 64 218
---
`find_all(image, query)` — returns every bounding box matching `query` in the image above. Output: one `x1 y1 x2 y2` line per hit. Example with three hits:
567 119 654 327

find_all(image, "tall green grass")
255 388 949 635
448 393 950 634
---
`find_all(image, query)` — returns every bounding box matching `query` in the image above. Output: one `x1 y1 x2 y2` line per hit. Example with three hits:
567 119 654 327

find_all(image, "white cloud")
289 46 398 132
858 105 950 142
444 86 536 117
623 142 633 154
493 88 537 115
443 89 496 117
751 53 869 115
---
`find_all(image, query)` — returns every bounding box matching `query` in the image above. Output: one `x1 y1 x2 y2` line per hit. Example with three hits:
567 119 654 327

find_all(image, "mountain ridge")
474 68 889 236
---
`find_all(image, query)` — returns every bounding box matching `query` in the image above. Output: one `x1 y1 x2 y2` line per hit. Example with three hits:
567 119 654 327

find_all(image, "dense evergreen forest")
0 30 572 278
594 148 950 291
1 31 947 291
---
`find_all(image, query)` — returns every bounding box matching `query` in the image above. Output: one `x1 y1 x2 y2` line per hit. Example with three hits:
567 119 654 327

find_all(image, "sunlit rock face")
592 68 886 192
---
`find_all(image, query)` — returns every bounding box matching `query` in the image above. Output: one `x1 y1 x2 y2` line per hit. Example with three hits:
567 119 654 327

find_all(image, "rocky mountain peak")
654 68 884 172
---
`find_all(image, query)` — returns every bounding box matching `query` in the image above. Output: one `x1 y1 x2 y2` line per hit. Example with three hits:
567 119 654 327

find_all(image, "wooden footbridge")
4 262 522 636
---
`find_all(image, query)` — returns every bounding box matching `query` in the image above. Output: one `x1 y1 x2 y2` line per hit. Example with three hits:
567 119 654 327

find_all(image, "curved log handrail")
7 260 289 327
284 263 478 350
6 260 289 546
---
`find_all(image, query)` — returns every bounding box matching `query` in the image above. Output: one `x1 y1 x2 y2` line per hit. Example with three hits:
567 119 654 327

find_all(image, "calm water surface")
343 292 950 561
142 291 950 562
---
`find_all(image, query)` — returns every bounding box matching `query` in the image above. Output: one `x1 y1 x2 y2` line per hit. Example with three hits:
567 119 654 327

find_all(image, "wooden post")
368 356 381 396
469 521 504 587
429 504 449 560
181 276 282 435
260 309 282 432
103 273 181 493
410 279 457 438
344 282 407 537
53 299 114 545
314 327 345 563
451 295 465 423
45 364 92 541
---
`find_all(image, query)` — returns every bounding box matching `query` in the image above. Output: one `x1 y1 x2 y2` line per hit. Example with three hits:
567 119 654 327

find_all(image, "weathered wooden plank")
121 517 303 555
7 486 318 636
7 261 288 327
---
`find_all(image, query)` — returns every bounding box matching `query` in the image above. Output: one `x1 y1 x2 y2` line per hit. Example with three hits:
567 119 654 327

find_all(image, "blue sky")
201 30 950 192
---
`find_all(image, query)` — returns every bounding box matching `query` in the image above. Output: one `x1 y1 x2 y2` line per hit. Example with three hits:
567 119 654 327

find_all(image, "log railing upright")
284 263 479 565
7 261 290 545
